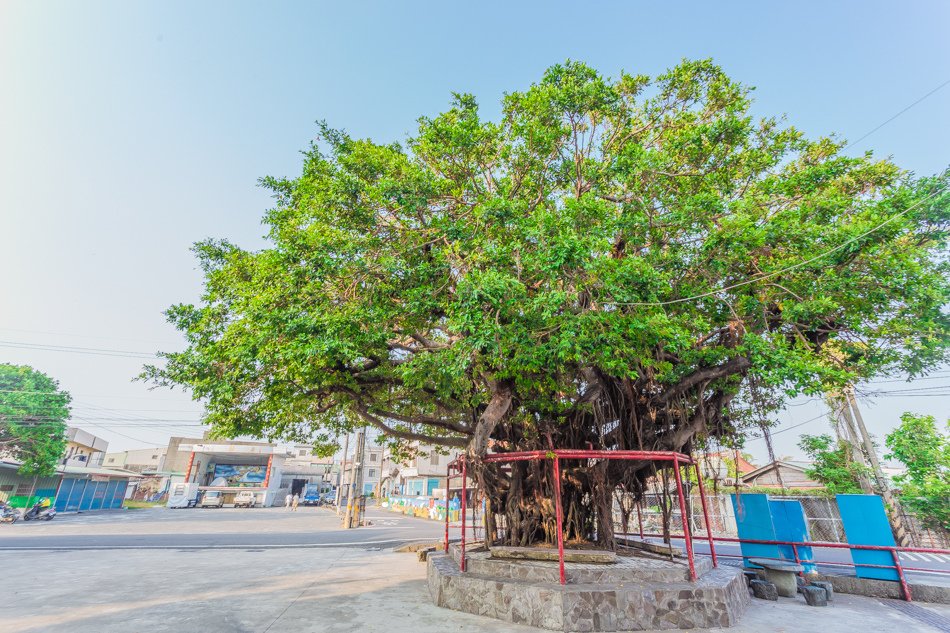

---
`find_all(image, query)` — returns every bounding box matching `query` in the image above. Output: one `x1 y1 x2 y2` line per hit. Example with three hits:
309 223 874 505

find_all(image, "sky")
1 1 948 464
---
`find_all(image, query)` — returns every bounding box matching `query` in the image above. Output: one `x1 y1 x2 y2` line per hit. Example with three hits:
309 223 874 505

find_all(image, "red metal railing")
629 531 950 602
444 450 718 585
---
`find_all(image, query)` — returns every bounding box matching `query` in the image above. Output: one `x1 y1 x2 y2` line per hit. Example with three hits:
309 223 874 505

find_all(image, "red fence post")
672 457 697 581
692 462 718 568
553 456 566 585
892 548 912 602
460 458 467 572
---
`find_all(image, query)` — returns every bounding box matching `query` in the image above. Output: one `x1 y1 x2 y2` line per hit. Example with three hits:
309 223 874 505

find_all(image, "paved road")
0 505 445 550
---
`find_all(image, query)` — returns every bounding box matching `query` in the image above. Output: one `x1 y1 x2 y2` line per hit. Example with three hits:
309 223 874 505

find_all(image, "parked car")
199 491 224 508
302 486 322 506
233 490 256 508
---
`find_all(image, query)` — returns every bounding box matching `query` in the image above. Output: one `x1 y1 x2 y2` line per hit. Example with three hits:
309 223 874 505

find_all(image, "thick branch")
470 378 514 457
655 356 750 404
350 400 468 448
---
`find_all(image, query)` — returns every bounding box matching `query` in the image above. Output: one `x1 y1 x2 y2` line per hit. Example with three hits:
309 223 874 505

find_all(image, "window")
430 450 439 466
107 458 115 463
370 454 377 462
151 455 158 460
0 485 13 492
368 469 376 478
15 484 32 496
299 449 307 457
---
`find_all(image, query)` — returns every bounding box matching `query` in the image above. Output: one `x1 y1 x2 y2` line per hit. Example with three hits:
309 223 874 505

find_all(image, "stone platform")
427 544 749 631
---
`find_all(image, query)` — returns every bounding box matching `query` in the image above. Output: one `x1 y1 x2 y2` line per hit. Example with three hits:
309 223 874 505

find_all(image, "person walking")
291 493 300 511
285 493 292 510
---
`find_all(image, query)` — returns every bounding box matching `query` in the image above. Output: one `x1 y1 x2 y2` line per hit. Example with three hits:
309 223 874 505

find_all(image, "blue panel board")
112 481 128 508
55 479 74 512
67 479 87 512
89 482 104 510
769 499 816 573
104 481 119 509
731 494 782 566
837 494 899 581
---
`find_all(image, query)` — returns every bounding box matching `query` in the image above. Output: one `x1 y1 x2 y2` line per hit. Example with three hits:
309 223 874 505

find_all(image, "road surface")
0 505 444 550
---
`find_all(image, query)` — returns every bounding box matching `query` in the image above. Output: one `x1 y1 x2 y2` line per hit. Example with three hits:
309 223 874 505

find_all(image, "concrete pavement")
2 506 949 632
3 546 950 632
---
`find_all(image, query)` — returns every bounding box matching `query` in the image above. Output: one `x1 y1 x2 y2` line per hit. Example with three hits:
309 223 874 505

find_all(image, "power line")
608 187 944 307
0 340 158 359
843 77 950 151
746 412 829 440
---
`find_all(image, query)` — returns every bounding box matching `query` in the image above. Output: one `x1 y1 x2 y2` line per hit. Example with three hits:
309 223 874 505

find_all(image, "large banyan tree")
147 60 950 549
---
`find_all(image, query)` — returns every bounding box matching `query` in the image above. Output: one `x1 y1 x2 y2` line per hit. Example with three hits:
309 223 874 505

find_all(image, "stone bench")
746 558 803 598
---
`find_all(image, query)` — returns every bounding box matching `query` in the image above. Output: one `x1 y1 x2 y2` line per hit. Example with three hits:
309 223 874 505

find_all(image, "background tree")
885 413 950 531
147 60 950 549
0 364 70 476
798 433 868 495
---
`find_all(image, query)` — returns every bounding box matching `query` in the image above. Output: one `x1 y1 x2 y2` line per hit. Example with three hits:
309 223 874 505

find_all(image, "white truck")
233 490 257 508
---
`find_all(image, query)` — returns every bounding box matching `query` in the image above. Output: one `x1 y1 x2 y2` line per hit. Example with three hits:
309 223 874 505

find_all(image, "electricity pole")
845 387 910 546
832 392 875 494
335 432 350 516
342 429 365 529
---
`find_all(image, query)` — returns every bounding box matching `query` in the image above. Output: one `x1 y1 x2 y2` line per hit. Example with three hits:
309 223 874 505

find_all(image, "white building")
62 427 108 468
383 443 462 497
340 445 385 497
104 447 167 473
280 446 339 496
170 441 292 507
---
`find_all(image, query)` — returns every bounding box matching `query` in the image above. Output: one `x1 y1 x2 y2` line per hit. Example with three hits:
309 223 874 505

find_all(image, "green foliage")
798 433 869 495
0 364 70 476
885 413 950 531
145 59 950 456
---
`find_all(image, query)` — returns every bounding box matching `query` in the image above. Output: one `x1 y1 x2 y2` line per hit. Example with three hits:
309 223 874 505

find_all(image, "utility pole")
833 393 875 494
342 429 364 529
335 433 350 517
846 387 910 546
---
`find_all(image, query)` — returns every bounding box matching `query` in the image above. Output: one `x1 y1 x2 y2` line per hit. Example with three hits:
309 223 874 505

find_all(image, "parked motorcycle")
0 503 18 523
22 501 55 521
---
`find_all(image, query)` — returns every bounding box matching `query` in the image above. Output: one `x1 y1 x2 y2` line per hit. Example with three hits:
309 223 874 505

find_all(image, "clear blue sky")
1 1 948 462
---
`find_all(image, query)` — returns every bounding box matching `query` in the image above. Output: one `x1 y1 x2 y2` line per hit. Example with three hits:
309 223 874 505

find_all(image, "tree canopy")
147 59 950 545
798 433 868 496
885 413 950 531
0 364 70 476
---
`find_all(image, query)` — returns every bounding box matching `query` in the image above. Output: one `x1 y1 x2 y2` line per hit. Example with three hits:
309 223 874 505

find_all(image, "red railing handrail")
442 450 708 587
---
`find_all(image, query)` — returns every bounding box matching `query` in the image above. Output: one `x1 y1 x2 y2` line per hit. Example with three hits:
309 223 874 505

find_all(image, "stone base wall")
427 552 749 631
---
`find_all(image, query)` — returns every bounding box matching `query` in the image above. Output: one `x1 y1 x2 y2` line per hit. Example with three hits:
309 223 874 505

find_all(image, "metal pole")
460 458 467 572
891 548 912 601
336 433 349 515
693 462 718 568
636 500 644 539
444 470 450 552
342 430 362 528
672 458 697 581
791 544 803 578
553 457 566 585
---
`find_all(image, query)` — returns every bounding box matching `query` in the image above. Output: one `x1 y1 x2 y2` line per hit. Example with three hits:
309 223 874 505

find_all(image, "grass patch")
124 500 164 509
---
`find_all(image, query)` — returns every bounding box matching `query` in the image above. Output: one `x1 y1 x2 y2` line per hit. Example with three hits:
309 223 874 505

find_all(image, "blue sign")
769 499 815 573
836 494 899 581
731 494 782 566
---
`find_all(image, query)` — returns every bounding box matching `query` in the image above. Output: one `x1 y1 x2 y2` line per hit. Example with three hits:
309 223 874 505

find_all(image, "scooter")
22 502 55 521
0 503 18 523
